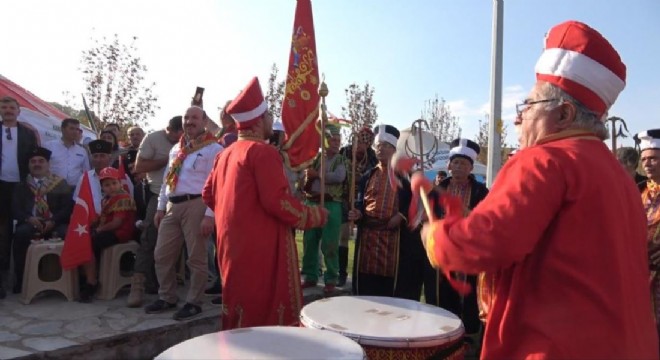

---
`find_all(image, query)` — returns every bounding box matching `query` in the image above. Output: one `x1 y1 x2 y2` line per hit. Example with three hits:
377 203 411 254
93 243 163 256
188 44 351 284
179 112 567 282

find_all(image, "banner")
281 0 321 171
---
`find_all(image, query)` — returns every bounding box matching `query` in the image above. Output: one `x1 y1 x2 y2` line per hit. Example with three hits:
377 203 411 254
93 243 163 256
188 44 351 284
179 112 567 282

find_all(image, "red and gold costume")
645 180 660 324
99 192 136 242
358 164 399 277
203 138 326 330
426 131 658 359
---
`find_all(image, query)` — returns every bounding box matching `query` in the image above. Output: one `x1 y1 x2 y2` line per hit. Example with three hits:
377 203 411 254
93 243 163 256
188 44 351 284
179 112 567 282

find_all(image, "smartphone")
193 86 205 106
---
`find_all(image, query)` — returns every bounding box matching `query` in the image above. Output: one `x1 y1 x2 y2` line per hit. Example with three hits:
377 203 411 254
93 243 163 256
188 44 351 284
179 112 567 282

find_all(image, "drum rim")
300 315 465 348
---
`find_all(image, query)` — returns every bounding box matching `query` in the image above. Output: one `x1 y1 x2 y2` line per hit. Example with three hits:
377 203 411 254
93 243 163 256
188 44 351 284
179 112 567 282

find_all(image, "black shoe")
173 303 202 321
0 287 6 299
78 283 98 303
144 299 177 314
204 283 222 296
211 297 222 306
337 275 347 287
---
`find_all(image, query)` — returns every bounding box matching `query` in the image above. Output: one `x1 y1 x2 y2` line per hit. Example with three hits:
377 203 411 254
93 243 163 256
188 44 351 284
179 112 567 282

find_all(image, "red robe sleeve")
202 151 222 211
253 146 326 229
426 148 566 273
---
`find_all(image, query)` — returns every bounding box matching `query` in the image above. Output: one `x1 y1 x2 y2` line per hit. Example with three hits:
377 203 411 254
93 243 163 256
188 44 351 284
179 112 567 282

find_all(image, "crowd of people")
0 19 659 359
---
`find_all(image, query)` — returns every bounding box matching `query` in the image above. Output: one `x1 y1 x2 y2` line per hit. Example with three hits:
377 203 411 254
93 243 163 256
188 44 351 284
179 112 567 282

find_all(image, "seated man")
79 167 137 302
12 147 72 293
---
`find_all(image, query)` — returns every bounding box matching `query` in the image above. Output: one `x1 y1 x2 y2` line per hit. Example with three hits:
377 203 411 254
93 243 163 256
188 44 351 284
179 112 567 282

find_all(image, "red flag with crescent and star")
281 0 321 170
61 171 98 270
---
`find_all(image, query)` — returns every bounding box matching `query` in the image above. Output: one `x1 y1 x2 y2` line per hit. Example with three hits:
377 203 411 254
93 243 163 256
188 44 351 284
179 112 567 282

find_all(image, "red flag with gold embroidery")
61 172 97 270
281 0 320 170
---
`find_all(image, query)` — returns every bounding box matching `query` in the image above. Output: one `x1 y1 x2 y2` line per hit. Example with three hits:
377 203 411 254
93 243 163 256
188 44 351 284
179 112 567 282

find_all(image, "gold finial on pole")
318 77 329 208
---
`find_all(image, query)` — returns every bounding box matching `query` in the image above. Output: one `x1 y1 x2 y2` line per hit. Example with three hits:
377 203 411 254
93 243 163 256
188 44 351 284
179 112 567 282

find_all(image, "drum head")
301 296 464 348
156 326 365 360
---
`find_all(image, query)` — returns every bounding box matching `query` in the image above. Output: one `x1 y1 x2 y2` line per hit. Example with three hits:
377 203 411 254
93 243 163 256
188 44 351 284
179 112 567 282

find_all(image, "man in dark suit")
11 147 72 293
0 96 39 296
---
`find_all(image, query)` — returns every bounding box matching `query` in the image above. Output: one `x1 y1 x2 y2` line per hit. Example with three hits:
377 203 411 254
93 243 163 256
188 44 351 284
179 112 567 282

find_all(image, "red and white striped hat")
535 20 626 120
225 77 269 129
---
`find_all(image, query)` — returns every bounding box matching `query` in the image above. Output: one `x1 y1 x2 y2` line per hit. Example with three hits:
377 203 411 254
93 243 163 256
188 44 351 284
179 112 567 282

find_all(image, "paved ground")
0 286 221 359
0 279 352 359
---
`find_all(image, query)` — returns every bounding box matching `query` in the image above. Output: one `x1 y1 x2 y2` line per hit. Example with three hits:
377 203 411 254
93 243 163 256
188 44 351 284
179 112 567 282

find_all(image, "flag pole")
486 0 504 188
318 79 329 208
81 94 99 136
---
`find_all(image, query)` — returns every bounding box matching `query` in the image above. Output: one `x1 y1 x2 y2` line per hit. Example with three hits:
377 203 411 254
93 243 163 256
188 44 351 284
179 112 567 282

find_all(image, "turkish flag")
61 172 98 270
281 0 321 170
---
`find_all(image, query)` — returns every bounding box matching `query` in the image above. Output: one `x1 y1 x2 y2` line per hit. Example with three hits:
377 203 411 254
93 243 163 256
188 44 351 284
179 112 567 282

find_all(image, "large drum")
156 326 366 359
301 296 465 360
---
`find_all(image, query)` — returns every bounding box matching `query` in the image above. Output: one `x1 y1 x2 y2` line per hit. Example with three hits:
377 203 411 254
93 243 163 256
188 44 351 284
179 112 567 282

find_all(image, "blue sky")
3 0 659 147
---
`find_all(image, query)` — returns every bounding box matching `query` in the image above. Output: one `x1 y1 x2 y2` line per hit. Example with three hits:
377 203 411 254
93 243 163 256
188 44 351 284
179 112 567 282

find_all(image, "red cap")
225 77 268 130
99 167 120 181
535 20 626 119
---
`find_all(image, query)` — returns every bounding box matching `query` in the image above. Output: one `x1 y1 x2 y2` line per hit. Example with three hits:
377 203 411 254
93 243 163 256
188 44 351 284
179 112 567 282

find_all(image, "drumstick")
410 172 434 222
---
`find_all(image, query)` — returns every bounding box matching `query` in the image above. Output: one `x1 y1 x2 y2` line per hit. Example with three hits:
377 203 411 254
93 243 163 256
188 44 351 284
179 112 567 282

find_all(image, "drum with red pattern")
301 296 465 360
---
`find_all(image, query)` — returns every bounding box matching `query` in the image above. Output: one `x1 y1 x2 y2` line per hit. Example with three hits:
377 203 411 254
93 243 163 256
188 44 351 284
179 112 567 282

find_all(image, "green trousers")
301 201 341 284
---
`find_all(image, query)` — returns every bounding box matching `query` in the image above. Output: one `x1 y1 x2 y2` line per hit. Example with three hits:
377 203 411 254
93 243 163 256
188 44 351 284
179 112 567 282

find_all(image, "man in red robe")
202 77 328 330
422 21 658 359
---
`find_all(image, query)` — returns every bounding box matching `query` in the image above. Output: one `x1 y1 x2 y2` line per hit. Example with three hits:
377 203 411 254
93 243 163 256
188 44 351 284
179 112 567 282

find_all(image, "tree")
341 82 378 143
265 63 286 122
474 114 510 165
421 95 462 144
80 34 159 131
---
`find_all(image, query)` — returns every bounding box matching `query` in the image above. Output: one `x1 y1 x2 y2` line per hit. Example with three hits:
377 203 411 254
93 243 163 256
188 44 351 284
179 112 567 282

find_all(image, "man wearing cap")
43 118 91 188
638 129 660 347
338 127 377 286
144 106 222 321
300 124 347 293
73 140 134 216
126 116 184 307
11 147 72 293
432 139 488 343
421 21 657 357
348 124 413 296
203 77 328 330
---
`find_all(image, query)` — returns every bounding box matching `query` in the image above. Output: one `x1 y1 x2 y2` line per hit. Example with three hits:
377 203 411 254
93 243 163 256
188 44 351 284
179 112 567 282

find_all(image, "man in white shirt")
73 140 134 216
126 116 183 307
0 96 39 297
44 118 91 187
144 106 222 321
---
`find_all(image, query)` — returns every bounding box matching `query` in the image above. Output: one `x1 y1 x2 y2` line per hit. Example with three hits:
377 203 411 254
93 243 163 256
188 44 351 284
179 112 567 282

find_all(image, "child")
80 167 137 302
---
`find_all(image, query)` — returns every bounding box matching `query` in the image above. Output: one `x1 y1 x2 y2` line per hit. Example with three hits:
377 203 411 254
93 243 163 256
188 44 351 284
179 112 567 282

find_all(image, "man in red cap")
203 77 328 330
422 21 657 358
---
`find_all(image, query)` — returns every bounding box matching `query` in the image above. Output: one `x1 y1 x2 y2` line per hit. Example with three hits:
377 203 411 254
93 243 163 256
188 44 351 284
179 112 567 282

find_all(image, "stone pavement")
0 280 352 360
0 286 220 360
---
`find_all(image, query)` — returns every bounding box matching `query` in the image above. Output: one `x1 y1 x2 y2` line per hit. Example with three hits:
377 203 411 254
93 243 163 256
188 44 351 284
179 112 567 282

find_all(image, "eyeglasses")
5 127 11 141
515 98 557 118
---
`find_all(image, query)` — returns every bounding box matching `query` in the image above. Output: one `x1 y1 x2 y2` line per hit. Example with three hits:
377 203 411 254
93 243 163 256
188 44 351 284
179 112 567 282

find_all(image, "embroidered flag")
61 172 98 269
281 0 321 171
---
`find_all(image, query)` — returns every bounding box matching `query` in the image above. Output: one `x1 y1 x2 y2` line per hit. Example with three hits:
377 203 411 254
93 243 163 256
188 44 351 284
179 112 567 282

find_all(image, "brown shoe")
127 273 146 308
301 281 317 289
323 284 336 294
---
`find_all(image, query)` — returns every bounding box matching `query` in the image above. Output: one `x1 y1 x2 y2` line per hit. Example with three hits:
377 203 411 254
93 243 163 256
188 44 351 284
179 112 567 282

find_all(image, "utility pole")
486 0 503 188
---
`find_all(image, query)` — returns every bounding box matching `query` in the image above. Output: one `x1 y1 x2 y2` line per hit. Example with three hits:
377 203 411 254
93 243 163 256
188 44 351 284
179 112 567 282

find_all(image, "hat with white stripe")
374 125 399 148
535 20 626 120
637 129 660 151
449 138 480 164
226 77 269 129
